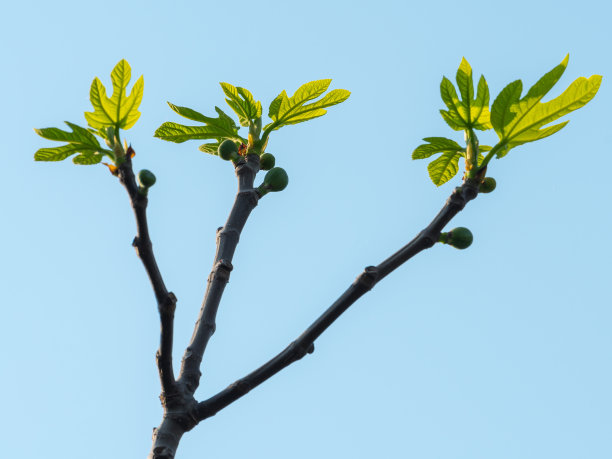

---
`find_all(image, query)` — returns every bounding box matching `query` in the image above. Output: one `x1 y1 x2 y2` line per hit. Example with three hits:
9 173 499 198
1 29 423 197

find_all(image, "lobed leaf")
412 137 463 160
265 81 350 132
155 104 245 145
220 82 262 127
34 121 108 164
427 151 461 186
198 142 221 155
491 55 601 155
439 58 492 131
84 59 144 131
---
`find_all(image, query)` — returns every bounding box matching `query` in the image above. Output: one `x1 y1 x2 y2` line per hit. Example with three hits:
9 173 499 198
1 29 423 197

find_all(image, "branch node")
419 231 438 248
217 226 240 241
160 292 177 315
209 259 233 282
446 187 467 210
307 343 315 354
229 379 251 396
354 266 379 291
237 189 259 207
462 180 479 200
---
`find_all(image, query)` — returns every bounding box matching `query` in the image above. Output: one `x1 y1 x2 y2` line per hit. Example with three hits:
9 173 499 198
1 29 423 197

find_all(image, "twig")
178 154 261 394
117 155 177 395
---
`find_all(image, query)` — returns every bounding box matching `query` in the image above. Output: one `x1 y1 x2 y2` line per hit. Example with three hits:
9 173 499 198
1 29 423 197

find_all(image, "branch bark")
118 155 177 395
178 153 261 394
195 178 480 421
144 166 479 458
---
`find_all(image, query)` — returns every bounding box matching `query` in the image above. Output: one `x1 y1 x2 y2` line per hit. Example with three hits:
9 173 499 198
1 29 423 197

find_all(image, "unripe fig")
263 167 288 192
259 153 275 171
218 139 239 161
479 177 496 193
138 169 156 188
447 227 473 249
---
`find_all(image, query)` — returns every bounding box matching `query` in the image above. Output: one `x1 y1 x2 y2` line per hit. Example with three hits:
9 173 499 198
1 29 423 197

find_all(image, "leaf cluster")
154 80 350 157
412 55 601 186
34 60 144 165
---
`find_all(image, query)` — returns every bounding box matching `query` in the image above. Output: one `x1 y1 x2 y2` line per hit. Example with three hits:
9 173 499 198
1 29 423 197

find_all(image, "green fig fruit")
447 227 473 249
259 153 276 171
264 167 288 192
218 139 239 161
138 169 157 188
479 177 496 193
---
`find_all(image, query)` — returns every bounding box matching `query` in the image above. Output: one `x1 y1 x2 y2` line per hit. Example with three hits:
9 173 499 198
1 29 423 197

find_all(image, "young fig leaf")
491 55 601 156
34 121 111 165
84 59 144 131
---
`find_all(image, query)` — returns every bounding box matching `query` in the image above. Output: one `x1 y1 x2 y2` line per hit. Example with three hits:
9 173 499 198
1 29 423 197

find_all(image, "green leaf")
490 80 522 133
265 81 350 132
456 59 473 105
198 142 221 155
155 104 245 145
220 82 262 127
34 121 108 164
412 137 463 160
439 58 492 131
491 55 601 154
428 151 461 186
439 77 467 131
472 75 492 130
268 93 284 119
84 59 144 130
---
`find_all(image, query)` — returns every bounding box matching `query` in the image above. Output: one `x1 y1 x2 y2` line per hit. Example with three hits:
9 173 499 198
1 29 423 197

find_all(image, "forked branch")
195 178 480 420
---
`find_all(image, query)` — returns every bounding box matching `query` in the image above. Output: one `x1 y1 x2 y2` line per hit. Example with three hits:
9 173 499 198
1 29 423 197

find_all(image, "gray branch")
178 154 261 394
195 178 480 421
118 155 177 396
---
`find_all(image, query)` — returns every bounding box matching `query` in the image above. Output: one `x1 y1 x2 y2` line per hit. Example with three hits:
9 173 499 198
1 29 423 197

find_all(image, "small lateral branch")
118 155 177 395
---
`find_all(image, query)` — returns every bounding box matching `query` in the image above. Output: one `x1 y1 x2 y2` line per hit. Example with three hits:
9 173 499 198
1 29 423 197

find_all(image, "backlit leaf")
34 121 109 164
84 59 144 130
155 104 245 145
264 81 350 132
491 55 601 154
428 151 461 186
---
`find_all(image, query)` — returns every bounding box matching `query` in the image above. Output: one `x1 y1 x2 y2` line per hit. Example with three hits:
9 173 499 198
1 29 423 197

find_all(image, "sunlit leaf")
84 59 144 130
220 82 262 127
34 121 109 164
412 137 463 159
428 151 461 186
491 55 601 155
198 142 221 155
439 58 492 131
155 104 245 145
264 81 350 132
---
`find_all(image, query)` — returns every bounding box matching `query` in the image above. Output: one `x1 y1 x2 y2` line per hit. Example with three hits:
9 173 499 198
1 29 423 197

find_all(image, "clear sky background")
1 1 610 458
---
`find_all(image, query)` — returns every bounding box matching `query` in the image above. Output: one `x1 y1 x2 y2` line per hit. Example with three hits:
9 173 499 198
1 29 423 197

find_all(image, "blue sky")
2 0 611 458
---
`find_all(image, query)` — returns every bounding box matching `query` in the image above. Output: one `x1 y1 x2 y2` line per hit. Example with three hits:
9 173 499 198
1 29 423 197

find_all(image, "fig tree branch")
117 154 177 395
195 177 481 421
178 153 261 394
